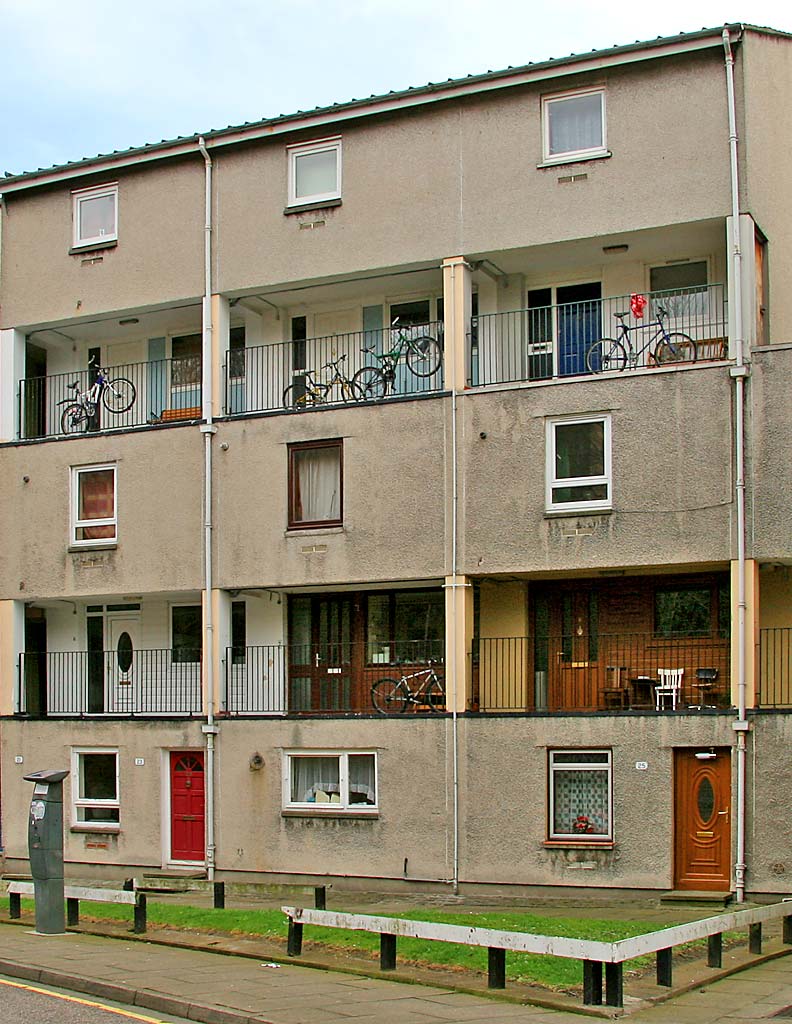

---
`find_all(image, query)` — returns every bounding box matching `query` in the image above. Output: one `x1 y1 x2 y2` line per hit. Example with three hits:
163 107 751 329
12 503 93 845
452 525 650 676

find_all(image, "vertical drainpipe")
449 261 460 895
722 27 749 903
197 136 218 881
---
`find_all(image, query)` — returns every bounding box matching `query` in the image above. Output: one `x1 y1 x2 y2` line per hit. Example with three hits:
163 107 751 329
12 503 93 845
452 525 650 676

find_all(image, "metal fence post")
708 932 723 967
656 947 672 987
487 948 506 989
583 960 603 1005
380 934 397 971
133 893 147 934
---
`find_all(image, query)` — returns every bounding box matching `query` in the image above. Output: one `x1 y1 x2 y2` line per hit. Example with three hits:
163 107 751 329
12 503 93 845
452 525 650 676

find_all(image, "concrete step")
660 889 734 908
135 870 206 893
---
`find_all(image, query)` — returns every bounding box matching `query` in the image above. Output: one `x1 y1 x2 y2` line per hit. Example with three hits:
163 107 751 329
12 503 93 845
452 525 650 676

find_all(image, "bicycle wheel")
101 377 136 413
655 332 697 365
371 678 409 714
340 378 364 403
283 384 318 410
353 366 387 400
406 335 441 377
422 676 445 712
60 403 89 434
586 338 627 373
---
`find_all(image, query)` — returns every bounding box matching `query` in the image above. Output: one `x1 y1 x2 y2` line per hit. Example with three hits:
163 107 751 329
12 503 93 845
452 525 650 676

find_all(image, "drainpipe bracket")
730 364 750 379
200 423 218 435
202 724 219 735
732 720 750 732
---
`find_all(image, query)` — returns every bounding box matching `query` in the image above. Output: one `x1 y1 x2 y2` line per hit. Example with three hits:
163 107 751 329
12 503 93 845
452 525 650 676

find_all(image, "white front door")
106 613 141 713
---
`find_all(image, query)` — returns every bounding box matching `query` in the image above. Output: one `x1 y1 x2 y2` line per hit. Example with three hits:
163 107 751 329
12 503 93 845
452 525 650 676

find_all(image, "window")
287 137 341 207
542 89 606 164
228 326 246 380
654 580 731 638
650 261 709 319
72 749 119 826
288 440 342 529
366 590 444 664
71 464 117 546
172 605 202 663
549 750 612 841
231 600 246 665
73 184 118 248
283 751 377 812
171 333 202 388
546 415 611 512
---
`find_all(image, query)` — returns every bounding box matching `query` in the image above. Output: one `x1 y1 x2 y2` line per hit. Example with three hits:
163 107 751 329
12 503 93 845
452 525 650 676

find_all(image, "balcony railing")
18 650 202 716
224 639 444 714
224 321 444 415
758 628 792 707
18 357 203 440
469 284 728 387
473 633 731 713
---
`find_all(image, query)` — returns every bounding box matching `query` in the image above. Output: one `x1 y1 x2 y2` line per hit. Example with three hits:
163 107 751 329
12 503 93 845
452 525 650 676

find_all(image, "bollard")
314 886 326 910
287 918 303 956
66 897 80 927
213 881 225 909
133 893 147 934
380 933 397 970
487 948 506 989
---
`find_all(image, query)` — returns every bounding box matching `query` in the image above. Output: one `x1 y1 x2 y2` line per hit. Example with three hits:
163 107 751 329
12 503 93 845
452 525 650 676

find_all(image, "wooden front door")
543 589 600 711
170 751 205 863
674 748 731 891
288 595 354 711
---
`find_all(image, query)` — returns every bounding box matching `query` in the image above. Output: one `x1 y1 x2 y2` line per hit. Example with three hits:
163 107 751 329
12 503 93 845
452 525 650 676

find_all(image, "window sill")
536 151 611 169
284 198 343 215
69 543 117 553
543 840 615 849
70 824 120 834
285 525 345 537
544 507 612 519
69 239 118 255
282 808 378 820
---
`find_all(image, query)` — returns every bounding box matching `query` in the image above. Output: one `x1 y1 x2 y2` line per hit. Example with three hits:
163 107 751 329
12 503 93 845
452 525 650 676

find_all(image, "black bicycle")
586 305 697 373
353 319 442 399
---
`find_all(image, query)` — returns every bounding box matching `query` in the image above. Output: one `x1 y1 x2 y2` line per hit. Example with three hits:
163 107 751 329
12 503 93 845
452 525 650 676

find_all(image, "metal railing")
224 639 444 714
473 633 730 712
18 649 202 716
224 321 444 415
758 628 792 707
469 284 728 387
18 357 203 440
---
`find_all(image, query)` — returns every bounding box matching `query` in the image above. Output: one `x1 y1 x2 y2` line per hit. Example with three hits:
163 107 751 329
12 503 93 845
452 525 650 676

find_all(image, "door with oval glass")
106 613 140 713
674 748 731 891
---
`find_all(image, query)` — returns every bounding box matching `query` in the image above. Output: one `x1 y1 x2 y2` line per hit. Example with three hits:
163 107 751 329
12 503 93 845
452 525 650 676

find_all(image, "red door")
170 752 205 862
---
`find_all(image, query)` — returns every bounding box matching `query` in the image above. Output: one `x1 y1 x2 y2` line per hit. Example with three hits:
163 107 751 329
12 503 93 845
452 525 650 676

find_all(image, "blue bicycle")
586 304 697 373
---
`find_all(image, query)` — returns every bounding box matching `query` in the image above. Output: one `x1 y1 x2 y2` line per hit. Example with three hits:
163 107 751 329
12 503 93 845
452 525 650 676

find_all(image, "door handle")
315 652 320 667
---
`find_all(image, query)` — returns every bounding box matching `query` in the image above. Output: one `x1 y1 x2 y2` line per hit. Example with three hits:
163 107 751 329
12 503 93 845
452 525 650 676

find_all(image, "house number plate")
635 761 648 770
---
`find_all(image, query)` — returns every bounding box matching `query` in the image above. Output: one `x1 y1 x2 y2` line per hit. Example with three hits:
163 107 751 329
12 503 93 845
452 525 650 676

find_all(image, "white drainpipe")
197 136 218 880
722 27 749 903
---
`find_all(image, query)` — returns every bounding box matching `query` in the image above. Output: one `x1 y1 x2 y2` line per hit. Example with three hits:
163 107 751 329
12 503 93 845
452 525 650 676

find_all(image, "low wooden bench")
7 880 147 933
160 406 201 422
283 900 792 1008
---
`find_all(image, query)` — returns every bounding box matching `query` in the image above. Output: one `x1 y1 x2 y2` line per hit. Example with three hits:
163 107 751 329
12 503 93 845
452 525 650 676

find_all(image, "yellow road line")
0 976 173 1022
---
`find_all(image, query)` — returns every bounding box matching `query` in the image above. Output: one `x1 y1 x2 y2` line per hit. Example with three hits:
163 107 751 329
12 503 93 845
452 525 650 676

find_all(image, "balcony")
470 284 727 387
224 639 445 715
224 321 444 415
758 628 792 707
473 633 731 713
18 649 202 716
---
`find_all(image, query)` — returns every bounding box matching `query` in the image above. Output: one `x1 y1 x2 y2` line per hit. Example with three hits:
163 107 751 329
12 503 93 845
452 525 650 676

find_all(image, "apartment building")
1 23 791 899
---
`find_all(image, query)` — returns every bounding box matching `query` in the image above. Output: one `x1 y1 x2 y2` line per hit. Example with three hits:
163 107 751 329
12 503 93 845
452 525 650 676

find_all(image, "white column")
726 214 758 359
0 329 26 441
441 257 472 392
211 294 230 419
0 600 25 715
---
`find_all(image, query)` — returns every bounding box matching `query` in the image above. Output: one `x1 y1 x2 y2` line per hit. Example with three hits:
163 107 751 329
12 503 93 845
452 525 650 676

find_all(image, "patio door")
542 588 600 711
674 748 732 891
288 595 353 711
169 751 205 863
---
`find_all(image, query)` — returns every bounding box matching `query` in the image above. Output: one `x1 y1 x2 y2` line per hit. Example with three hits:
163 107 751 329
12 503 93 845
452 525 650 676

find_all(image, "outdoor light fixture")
695 750 717 760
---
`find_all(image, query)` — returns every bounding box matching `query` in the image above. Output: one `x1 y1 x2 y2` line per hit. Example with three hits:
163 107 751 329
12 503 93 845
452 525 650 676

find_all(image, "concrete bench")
283 901 792 1008
7 880 147 933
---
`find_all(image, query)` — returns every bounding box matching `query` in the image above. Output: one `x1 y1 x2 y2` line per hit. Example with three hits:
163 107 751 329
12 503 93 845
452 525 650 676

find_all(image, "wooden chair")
655 668 684 711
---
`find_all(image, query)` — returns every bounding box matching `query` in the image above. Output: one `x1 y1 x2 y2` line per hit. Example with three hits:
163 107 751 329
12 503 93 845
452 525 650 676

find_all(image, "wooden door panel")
674 748 731 891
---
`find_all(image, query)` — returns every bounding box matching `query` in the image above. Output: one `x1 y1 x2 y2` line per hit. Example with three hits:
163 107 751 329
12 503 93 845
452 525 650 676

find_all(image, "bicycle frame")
614 310 672 364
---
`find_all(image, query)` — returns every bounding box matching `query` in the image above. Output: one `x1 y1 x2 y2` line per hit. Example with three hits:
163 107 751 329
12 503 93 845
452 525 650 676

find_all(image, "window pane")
171 333 202 387
655 588 710 637
79 193 115 240
349 754 376 805
549 93 602 155
81 753 117 799
394 591 444 662
229 326 246 379
173 606 202 662
77 469 115 541
553 767 609 835
552 751 609 765
231 601 246 665
552 484 608 504
295 149 337 199
290 756 340 803
292 446 341 524
555 421 604 480
650 262 708 318
366 594 391 663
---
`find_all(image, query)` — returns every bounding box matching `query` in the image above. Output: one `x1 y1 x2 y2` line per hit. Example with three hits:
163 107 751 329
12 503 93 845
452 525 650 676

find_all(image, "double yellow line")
0 976 174 1022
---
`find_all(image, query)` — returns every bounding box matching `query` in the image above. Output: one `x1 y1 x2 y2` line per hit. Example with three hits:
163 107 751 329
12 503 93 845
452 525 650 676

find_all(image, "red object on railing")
630 293 647 318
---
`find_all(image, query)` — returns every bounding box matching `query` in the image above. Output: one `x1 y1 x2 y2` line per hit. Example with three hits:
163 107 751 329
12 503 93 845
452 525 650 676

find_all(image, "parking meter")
24 769 69 934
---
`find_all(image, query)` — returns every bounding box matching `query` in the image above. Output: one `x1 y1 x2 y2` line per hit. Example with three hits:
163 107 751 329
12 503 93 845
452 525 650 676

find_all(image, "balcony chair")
601 665 630 709
689 667 719 710
655 668 684 711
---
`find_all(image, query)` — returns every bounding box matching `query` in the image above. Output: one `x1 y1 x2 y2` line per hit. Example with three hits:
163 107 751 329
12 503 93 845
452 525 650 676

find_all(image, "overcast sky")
2 0 791 177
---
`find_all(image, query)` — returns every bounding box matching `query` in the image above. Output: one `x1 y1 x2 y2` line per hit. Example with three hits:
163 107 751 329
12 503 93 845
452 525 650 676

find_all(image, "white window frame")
71 748 120 829
70 463 118 547
546 414 611 513
72 183 118 248
542 88 607 165
548 749 613 842
287 137 342 207
282 750 378 813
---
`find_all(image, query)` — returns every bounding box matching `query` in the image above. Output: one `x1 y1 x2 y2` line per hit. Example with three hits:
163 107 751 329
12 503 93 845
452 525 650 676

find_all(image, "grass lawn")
14 899 693 990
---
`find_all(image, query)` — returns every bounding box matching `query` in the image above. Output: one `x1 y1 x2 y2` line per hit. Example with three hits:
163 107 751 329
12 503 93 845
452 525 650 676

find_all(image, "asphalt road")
0 976 194 1024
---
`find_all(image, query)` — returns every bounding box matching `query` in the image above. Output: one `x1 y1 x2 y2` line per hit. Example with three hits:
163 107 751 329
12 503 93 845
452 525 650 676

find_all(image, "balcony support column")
0 328 26 442
732 559 758 709
441 256 472 391
0 600 25 715
444 575 473 713
212 294 230 419
214 589 232 713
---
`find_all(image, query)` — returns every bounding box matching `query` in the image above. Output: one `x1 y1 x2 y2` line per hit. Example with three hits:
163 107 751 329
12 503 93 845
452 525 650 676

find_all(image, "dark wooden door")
674 748 731 891
288 595 354 711
545 589 600 711
170 752 205 862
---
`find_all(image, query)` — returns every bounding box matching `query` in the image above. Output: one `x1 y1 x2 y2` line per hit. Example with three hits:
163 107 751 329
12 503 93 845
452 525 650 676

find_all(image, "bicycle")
371 659 445 714
586 303 697 374
283 354 363 409
353 318 442 399
59 365 137 434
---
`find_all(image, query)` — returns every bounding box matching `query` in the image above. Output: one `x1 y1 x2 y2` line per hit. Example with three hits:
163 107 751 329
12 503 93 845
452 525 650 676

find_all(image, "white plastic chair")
655 668 684 711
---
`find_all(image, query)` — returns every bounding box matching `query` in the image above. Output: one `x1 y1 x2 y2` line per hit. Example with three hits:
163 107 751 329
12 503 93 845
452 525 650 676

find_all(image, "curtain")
348 754 376 805
294 447 340 523
79 469 115 540
549 94 602 156
291 757 340 803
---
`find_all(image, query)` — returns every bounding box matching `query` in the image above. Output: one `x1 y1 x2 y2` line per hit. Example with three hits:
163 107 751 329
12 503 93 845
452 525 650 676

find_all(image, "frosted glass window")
288 139 341 206
544 90 606 161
